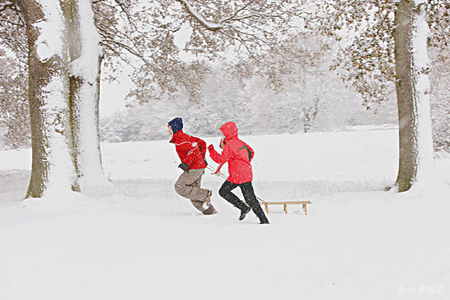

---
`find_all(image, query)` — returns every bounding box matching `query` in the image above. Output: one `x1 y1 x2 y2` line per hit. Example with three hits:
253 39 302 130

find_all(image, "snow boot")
239 205 251 221
203 204 217 215
252 205 269 224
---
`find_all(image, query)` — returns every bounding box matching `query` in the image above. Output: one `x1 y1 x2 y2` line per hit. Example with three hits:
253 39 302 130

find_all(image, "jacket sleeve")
210 143 233 165
193 137 207 159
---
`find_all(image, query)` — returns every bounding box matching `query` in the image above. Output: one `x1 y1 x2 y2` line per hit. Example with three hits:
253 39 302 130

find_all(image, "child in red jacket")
208 122 269 224
168 117 216 215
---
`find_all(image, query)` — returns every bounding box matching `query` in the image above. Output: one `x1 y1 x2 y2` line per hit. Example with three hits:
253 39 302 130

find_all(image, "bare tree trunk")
19 0 79 198
394 0 434 192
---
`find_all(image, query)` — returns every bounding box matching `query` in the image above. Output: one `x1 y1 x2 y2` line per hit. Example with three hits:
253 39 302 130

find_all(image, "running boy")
168 117 216 215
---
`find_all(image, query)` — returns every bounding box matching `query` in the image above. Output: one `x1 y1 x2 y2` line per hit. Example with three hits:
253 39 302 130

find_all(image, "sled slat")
260 201 311 215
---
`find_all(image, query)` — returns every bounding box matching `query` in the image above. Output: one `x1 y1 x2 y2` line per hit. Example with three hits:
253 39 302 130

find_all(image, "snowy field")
1 128 449 299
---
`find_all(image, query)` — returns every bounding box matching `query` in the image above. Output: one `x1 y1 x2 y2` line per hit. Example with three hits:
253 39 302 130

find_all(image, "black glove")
178 162 189 171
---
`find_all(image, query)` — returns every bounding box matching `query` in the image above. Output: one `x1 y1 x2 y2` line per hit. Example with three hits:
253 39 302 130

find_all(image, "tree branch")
175 0 222 31
0 1 15 13
220 0 256 24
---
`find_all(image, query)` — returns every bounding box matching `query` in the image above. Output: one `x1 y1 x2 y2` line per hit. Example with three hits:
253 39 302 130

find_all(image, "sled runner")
259 200 311 215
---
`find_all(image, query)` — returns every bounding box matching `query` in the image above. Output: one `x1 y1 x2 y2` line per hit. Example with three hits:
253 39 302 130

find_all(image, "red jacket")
209 122 255 184
170 130 207 170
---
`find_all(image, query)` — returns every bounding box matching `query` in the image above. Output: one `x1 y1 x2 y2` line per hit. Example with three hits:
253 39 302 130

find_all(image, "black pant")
219 181 269 223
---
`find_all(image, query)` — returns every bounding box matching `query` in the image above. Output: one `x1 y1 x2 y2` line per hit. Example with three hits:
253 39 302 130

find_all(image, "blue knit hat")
168 117 183 134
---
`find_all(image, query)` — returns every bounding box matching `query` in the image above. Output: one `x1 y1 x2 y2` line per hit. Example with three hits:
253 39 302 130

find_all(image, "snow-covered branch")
100 38 158 70
0 1 27 59
175 0 222 31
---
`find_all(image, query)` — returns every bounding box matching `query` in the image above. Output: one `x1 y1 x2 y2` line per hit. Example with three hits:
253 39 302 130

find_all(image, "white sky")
100 79 129 117
99 25 193 117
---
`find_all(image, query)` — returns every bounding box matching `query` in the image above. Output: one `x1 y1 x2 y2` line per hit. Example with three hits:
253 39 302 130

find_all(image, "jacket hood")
220 122 238 139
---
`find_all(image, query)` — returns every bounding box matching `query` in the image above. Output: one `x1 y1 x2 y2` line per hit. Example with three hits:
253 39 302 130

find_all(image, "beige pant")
174 168 209 212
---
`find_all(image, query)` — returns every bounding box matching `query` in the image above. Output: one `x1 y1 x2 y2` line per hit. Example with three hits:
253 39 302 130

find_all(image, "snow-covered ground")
1 128 449 299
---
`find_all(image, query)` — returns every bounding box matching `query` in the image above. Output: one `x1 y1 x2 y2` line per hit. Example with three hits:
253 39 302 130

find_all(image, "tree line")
100 36 399 142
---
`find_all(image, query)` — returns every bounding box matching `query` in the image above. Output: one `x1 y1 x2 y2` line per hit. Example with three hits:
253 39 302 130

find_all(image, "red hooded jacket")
170 130 207 170
209 122 255 184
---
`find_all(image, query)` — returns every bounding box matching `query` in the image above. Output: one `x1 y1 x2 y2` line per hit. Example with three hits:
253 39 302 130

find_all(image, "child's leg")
174 169 210 201
219 180 248 211
240 182 269 224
